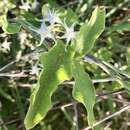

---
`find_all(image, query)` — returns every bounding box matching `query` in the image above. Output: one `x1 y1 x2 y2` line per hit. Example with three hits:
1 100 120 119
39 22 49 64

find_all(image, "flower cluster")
30 9 76 46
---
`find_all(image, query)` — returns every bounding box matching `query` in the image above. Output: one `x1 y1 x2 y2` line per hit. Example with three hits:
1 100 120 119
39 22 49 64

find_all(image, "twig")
0 72 28 77
51 102 76 111
5 118 20 125
92 77 117 83
112 98 129 105
73 103 79 130
61 104 74 125
17 83 32 88
97 88 125 97
0 118 8 130
61 0 79 8
63 77 117 86
104 121 112 130
82 104 130 130
0 61 16 72
106 0 129 18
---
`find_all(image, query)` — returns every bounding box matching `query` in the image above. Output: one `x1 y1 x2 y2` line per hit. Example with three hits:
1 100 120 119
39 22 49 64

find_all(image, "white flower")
31 22 54 45
19 0 31 11
1 39 11 51
42 10 62 25
30 65 39 75
63 22 76 44
19 32 27 44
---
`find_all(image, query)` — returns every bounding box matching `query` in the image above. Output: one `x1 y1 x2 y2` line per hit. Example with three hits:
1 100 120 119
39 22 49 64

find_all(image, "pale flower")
31 22 54 45
30 65 39 75
63 22 76 44
1 39 11 51
19 0 31 11
42 10 62 25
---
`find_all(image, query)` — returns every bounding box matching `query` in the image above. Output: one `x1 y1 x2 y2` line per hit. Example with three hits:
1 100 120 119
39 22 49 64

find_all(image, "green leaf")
126 47 130 66
0 87 14 102
107 22 130 34
118 80 130 91
0 15 21 34
21 12 40 27
60 8 78 26
24 41 73 129
44 0 58 7
74 7 105 56
72 61 96 127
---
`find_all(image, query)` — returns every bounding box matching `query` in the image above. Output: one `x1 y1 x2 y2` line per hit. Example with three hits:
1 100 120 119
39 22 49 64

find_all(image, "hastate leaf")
74 7 105 56
24 41 73 129
72 61 96 127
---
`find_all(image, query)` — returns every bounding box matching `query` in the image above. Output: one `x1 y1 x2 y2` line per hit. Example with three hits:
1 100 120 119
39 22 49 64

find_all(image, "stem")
84 55 130 81
73 103 79 130
10 80 26 130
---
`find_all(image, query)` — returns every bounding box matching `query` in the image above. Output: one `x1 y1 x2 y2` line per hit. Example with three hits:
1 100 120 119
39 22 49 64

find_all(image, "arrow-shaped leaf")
72 61 96 127
24 41 73 129
75 7 105 56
